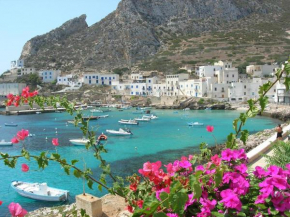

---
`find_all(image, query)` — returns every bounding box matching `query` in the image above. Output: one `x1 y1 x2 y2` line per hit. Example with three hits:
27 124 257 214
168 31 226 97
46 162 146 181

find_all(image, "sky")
0 0 121 74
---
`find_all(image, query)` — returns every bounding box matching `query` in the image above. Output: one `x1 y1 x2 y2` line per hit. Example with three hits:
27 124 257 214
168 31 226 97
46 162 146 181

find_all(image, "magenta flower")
156 187 170 201
179 160 192 169
184 193 196 210
166 213 178 217
221 149 233 161
234 164 248 175
11 137 19 144
206 125 214 132
21 164 29 172
253 166 268 179
8 202 27 217
254 194 267 204
16 129 29 141
267 165 283 176
52 138 59 146
196 165 205 171
220 189 242 211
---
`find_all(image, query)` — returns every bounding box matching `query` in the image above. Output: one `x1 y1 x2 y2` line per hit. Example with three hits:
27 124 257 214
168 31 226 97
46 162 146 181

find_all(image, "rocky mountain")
20 0 288 73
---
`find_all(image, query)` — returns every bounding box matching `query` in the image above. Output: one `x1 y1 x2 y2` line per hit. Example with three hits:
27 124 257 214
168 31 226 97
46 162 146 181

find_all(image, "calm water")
0 109 281 215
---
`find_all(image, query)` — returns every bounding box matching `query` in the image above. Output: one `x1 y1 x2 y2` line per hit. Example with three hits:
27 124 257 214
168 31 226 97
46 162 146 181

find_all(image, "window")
232 75 234 78
64 79 66 81
50 76 52 79
50 72 52 75
45 72 47 75
109 77 111 80
131 92 133 95
131 85 133 88
244 92 246 95
136 85 138 88
105 77 107 79
89 80 91 84
244 85 246 88
96 80 98 84
113 77 115 79
109 81 111 85
96 76 98 79
85 76 87 79
59 79 61 81
45 76 47 79
227 74 229 77
149 80 151 83
101 77 104 80
89 76 91 79
214 88 217 91
92 76 95 78
102 81 104 85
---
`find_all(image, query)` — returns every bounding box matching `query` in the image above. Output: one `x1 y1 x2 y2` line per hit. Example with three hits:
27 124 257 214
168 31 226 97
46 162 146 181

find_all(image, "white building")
228 82 260 102
196 65 223 77
246 64 278 77
179 79 207 97
11 59 24 69
19 68 36 76
165 74 189 96
275 82 290 103
56 74 82 87
83 73 119 85
0 83 26 97
39 70 61 83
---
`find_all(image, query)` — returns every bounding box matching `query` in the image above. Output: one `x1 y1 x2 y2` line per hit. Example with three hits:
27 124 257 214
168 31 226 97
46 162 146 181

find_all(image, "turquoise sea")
0 109 281 215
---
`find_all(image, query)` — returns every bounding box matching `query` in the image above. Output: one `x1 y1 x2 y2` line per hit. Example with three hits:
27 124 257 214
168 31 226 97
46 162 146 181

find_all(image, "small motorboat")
134 117 150 122
106 128 133 136
67 120 82 125
140 107 152 110
97 115 109 118
0 139 13 146
82 116 99 121
69 138 89 146
188 122 204 126
90 109 103 113
5 123 18 127
98 133 107 140
28 134 36 137
101 109 112 112
205 108 212 110
118 119 139 125
143 114 158 120
36 112 41 114
183 108 190 111
11 181 69 202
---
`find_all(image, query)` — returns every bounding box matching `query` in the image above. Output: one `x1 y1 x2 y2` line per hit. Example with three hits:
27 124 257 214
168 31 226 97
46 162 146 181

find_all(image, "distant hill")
20 0 290 74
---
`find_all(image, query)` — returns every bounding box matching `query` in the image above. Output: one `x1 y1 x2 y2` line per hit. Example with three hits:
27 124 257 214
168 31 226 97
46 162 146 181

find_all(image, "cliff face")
20 0 283 71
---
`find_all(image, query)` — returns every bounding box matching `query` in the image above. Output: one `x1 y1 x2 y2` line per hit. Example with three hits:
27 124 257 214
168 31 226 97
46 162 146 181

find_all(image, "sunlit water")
0 109 281 215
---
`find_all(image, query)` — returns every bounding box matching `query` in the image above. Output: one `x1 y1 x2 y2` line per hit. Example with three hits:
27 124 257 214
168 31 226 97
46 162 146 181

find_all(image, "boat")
36 111 41 114
90 109 103 113
134 117 151 122
188 122 204 126
140 107 152 110
143 114 158 120
5 123 18 127
97 115 109 118
28 134 36 137
205 108 212 110
101 109 112 112
106 128 133 136
118 119 139 125
0 139 13 146
11 181 69 202
67 120 82 125
69 138 89 146
82 116 99 121
183 108 190 111
98 133 107 140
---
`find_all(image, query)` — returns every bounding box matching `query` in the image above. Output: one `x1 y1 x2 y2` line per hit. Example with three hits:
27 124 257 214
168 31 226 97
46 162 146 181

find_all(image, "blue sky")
0 0 121 74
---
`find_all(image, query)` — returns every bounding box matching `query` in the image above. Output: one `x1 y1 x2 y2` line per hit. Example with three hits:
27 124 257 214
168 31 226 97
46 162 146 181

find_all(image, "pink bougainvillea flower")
8 202 27 217
52 138 59 146
21 164 29 172
196 165 205 171
211 154 221 166
11 137 19 144
156 187 170 201
16 129 29 141
220 189 242 211
127 205 133 213
7 93 14 100
0 200 2 205
136 200 143 208
167 213 178 217
221 149 233 161
206 125 214 132
253 166 268 179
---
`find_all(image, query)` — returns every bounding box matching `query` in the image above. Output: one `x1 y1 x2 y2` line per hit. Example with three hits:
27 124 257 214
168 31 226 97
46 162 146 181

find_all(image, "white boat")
183 108 190 111
28 134 36 137
67 120 81 125
106 128 132 136
90 109 103 113
140 107 152 110
143 114 158 120
5 123 18 127
118 119 139 125
0 139 13 146
69 138 89 146
11 181 69 202
36 112 41 114
188 122 204 126
205 108 212 110
134 117 151 122
98 115 109 118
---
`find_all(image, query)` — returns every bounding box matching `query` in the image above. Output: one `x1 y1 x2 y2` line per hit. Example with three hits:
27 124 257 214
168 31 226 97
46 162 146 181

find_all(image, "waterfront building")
19 67 36 76
83 73 119 85
39 70 61 83
275 82 290 103
0 83 26 98
196 65 223 77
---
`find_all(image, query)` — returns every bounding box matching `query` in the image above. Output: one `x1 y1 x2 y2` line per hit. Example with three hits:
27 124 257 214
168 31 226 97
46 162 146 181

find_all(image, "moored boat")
106 128 133 136
69 138 89 146
188 122 204 126
98 133 108 140
97 115 109 118
11 181 69 202
134 117 150 122
90 109 103 113
118 119 139 125
0 139 13 146
5 123 18 127
82 116 99 121
143 114 158 120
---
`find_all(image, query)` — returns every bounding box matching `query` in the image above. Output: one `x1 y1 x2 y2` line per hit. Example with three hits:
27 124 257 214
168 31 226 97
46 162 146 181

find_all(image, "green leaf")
71 159 78 165
160 192 169 208
237 212 246 217
240 130 249 145
87 179 93 189
259 96 268 112
193 183 202 199
63 165 70 175
171 192 188 214
98 184 102 192
233 118 239 133
21 148 30 160
284 77 290 91
226 133 236 149
211 212 224 217
214 170 223 187
51 153 60 160
73 170 82 178
153 213 168 217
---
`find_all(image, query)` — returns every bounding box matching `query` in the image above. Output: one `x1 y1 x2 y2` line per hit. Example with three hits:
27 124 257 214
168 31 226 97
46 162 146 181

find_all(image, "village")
0 59 289 105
